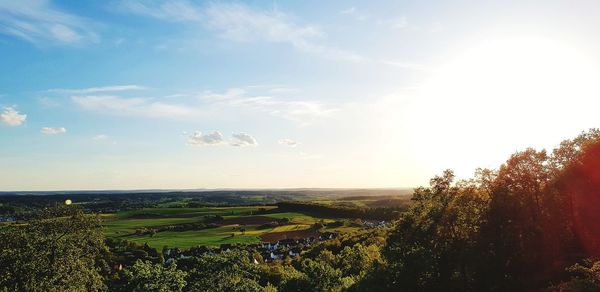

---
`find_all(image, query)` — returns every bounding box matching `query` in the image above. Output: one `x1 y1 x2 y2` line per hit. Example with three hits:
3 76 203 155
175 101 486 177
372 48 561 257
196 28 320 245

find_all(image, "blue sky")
2 0 600 190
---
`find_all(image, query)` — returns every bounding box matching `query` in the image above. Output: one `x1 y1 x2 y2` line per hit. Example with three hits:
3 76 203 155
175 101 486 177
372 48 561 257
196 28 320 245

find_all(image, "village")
161 231 341 265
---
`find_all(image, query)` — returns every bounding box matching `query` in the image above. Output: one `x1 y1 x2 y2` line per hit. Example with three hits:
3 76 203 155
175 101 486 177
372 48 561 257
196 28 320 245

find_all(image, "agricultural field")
312 195 412 209
102 206 362 249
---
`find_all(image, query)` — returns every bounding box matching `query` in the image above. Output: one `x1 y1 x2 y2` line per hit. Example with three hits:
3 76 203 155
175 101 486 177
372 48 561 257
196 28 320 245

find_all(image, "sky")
2 0 600 191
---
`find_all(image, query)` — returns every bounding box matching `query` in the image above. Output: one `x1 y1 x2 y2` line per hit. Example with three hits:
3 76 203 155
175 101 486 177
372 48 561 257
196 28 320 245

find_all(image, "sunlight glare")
406 36 600 179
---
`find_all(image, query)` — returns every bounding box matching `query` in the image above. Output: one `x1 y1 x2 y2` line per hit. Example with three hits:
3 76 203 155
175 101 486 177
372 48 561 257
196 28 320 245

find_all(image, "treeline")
361 129 600 291
274 202 405 221
0 189 411 216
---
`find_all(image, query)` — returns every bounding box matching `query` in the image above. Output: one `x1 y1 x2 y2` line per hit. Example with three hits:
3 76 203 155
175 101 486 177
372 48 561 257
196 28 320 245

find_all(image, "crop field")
102 206 353 249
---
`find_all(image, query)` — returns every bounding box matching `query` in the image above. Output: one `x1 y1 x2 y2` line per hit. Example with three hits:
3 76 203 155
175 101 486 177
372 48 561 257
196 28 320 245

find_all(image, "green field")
102 206 344 249
113 206 274 218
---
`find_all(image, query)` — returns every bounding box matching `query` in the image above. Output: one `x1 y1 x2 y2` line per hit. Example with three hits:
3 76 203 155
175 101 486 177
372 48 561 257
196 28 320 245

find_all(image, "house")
269 252 284 261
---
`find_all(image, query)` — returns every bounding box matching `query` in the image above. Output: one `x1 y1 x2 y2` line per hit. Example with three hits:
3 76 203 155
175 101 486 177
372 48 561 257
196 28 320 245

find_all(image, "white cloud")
117 0 202 22
92 134 108 140
38 96 61 107
50 24 80 42
339 6 369 21
49 85 146 94
340 7 356 15
231 133 258 147
64 85 338 125
0 107 27 126
378 60 430 71
0 0 99 45
204 3 322 44
66 86 337 125
119 1 365 63
341 7 409 30
278 138 299 147
377 16 408 29
41 127 66 135
429 22 444 33
187 131 258 147
188 131 224 146
200 88 338 125
72 95 194 118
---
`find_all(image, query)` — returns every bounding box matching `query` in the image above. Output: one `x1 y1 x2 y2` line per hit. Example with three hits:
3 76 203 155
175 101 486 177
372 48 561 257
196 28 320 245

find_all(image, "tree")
184 250 264 292
336 243 382 279
297 258 349 292
0 206 108 291
549 259 600 291
383 170 490 291
555 137 600 257
122 260 187 292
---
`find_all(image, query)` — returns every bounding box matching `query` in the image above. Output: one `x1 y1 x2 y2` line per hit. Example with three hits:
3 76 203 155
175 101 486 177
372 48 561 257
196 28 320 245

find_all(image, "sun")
405 36 600 179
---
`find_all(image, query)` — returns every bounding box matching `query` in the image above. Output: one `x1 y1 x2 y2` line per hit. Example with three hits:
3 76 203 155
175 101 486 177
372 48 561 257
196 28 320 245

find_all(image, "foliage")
549 259 600 292
376 129 600 291
121 260 187 292
382 170 489 291
183 250 264 292
0 206 108 292
276 202 404 221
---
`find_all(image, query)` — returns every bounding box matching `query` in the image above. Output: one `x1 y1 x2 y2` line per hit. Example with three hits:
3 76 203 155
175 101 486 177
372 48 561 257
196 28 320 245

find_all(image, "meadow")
102 206 360 249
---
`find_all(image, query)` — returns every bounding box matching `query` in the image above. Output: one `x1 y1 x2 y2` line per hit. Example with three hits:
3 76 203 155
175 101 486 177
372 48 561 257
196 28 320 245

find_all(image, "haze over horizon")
2 0 600 191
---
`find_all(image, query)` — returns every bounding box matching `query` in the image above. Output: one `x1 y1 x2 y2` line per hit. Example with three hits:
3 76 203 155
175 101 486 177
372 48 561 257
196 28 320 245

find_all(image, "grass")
103 217 203 237
102 206 359 249
122 226 261 248
262 212 324 224
314 200 369 208
120 224 316 249
114 206 274 219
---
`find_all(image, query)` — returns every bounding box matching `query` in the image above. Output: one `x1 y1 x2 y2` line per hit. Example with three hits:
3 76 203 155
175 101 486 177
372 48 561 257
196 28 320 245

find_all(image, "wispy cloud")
72 95 194 118
48 85 146 94
341 6 409 30
378 60 430 71
117 1 366 63
340 7 370 21
340 7 356 15
0 107 27 126
92 134 108 141
41 127 66 135
206 3 366 63
37 96 61 107
204 4 320 42
377 16 409 29
63 84 338 125
278 138 299 147
200 88 338 125
117 0 202 22
0 0 99 45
